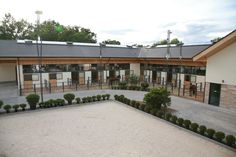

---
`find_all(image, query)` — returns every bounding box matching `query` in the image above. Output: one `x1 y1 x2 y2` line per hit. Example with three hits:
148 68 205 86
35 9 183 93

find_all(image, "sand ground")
0 101 235 157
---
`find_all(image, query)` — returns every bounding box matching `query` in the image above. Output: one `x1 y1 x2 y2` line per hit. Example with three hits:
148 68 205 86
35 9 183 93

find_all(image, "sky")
0 0 236 45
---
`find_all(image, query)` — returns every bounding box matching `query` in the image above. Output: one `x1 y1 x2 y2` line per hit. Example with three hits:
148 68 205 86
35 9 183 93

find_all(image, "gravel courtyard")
0 101 235 157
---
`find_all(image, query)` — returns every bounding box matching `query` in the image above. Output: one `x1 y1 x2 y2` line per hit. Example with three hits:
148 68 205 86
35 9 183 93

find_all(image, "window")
24 74 32 81
49 73 57 79
56 73 63 80
32 74 39 81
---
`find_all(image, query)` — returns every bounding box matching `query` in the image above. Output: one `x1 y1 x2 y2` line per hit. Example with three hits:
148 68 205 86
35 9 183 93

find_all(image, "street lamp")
177 42 184 96
165 30 172 89
35 10 43 102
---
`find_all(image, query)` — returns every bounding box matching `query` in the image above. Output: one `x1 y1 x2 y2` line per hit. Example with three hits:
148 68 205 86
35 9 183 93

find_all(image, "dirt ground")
0 101 235 157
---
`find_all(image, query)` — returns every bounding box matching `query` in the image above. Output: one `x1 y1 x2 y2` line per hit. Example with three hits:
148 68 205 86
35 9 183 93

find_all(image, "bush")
76 97 81 104
139 104 145 111
82 97 87 103
0 100 3 108
3 105 11 113
206 128 215 139
97 95 102 101
135 86 141 91
106 94 110 100
114 95 118 100
144 87 171 110
129 74 139 86
177 118 184 127
39 102 44 108
118 82 127 89
184 119 191 129
20 104 27 110
150 108 158 115
56 99 65 106
13 104 20 112
156 110 164 118
92 96 97 102
171 115 178 124
199 125 207 135
165 113 172 121
102 95 106 100
26 94 40 110
215 131 225 142
118 95 125 102
141 82 149 91
63 93 75 105
126 99 131 105
86 96 92 102
131 100 136 107
135 102 140 108
190 123 199 132
225 135 236 146
144 106 151 113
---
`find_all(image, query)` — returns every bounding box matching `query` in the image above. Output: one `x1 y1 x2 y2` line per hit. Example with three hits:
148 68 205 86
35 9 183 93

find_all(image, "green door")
209 83 221 106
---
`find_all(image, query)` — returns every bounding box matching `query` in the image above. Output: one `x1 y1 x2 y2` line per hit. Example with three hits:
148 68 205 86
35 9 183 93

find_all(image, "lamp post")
35 10 43 102
177 42 184 96
99 43 105 89
165 30 172 89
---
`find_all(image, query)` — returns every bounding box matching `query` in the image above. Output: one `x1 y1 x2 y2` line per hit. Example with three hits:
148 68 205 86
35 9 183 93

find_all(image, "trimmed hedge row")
0 93 110 114
114 94 236 148
111 82 150 91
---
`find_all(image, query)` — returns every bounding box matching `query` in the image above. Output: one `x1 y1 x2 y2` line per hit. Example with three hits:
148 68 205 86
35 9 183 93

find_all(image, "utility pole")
35 10 44 102
165 30 172 89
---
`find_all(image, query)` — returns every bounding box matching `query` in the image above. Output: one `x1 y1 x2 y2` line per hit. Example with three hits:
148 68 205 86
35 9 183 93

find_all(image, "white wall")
33 73 49 88
57 72 71 86
0 63 16 82
120 70 125 81
130 63 140 76
85 71 91 84
206 42 236 85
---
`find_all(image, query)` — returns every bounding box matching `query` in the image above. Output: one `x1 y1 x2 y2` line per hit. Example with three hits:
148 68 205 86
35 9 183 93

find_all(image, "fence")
20 76 205 102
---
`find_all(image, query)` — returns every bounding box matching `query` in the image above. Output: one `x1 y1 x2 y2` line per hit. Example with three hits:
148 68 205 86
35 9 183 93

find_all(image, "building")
194 30 236 108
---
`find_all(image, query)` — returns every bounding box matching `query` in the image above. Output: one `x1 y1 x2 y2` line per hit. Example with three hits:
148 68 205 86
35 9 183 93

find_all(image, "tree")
151 38 181 47
144 87 171 110
102 39 121 45
0 13 33 40
211 37 222 43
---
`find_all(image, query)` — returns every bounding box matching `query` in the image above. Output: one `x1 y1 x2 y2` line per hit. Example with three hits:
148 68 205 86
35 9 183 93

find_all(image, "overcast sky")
0 0 235 45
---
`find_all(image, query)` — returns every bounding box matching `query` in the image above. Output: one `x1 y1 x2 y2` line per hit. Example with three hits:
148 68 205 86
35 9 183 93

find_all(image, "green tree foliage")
211 37 222 43
102 39 121 45
151 38 182 47
0 13 33 40
0 13 97 43
144 87 171 110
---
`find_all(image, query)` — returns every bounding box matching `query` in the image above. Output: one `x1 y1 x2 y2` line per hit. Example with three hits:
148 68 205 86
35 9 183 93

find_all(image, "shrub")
106 94 110 100
190 123 199 132
129 74 139 86
87 96 92 102
20 104 27 110
215 131 225 142
150 108 158 115
131 100 136 107
225 135 236 146
82 97 87 103
63 93 75 105
13 104 20 112
39 102 44 108
206 128 215 139
76 97 81 104
144 106 151 113
56 99 65 106
114 95 118 100
118 82 127 89
184 119 191 129
126 99 131 105
0 100 3 108
139 104 145 111
144 87 171 110
136 86 141 91
26 94 40 110
48 99 55 107
97 95 102 101
171 115 178 124
199 125 207 135
3 105 11 113
165 113 172 121
118 95 125 102
177 118 184 126
135 102 140 108
141 82 149 91
102 95 106 100
156 110 164 118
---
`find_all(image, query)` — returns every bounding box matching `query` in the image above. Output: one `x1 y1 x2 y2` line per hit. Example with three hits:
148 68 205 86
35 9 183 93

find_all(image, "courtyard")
0 101 235 157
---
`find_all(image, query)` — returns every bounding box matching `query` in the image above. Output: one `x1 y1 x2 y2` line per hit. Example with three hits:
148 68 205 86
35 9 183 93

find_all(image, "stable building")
194 30 236 108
